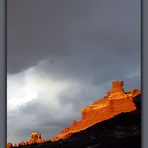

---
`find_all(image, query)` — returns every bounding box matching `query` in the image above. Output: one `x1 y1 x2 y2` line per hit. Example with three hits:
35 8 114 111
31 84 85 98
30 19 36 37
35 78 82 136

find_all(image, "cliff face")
53 95 141 148
7 81 141 148
10 94 141 148
51 81 141 141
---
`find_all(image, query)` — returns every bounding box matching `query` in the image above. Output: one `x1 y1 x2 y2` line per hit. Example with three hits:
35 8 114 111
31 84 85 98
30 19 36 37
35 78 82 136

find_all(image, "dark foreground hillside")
17 95 141 148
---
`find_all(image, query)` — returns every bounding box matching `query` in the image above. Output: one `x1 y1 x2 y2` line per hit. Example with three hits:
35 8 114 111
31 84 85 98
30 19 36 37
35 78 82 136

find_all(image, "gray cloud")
8 0 140 73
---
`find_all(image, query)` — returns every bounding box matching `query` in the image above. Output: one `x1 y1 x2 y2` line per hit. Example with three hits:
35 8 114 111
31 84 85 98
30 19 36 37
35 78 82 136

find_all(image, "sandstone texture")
51 81 141 141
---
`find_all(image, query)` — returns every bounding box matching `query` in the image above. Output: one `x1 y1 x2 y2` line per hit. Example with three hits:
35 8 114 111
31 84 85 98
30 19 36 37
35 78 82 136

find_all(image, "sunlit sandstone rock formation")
7 81 141 147
51 81 141 141
28 131 42 144
7 131 50 148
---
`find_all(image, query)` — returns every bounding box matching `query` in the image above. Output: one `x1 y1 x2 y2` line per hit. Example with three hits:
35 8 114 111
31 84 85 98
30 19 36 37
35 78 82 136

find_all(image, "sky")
7 0 141 144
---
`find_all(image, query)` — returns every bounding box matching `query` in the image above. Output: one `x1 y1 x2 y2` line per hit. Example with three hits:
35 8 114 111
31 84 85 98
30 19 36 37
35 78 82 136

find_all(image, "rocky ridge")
51 81 141 141
7 81 141 148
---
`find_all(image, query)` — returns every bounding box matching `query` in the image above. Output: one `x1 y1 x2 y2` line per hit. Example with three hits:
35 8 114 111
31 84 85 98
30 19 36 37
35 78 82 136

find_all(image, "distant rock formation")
7 131 51 148
7 143 12 148
28 131 42 144
51 81 141 141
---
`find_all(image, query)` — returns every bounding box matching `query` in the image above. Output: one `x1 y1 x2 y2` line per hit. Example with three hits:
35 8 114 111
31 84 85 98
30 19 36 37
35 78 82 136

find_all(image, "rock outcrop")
7 81 141 147
7 131 51 147
28 131 42 144
10 95 141 148
51 81 141 141
7 143 12 148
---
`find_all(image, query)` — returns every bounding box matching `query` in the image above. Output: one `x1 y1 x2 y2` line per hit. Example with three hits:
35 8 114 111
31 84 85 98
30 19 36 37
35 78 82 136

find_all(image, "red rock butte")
51 81 141 142
7 81 141 147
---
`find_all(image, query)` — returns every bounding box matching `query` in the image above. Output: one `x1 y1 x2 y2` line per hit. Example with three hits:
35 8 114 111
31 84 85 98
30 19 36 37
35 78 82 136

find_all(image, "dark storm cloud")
8 0 140 74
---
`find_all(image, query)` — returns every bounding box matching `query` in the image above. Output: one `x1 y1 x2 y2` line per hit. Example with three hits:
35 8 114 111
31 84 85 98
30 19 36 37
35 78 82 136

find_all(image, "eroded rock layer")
51 81 141 141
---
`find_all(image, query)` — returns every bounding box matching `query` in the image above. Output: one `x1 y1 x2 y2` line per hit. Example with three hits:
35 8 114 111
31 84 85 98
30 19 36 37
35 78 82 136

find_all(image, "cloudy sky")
7 0 141 144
